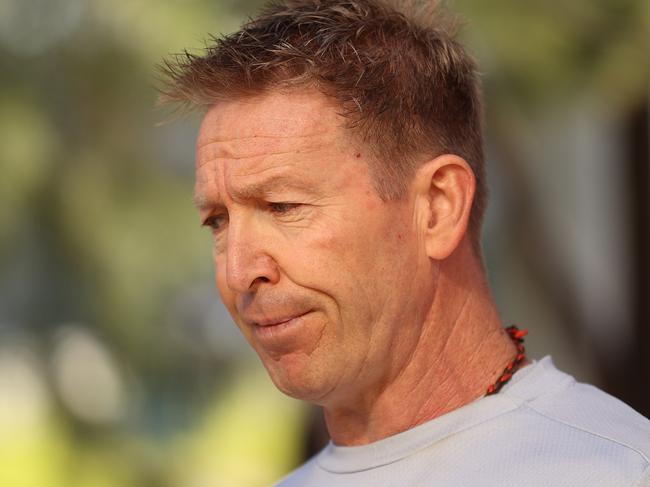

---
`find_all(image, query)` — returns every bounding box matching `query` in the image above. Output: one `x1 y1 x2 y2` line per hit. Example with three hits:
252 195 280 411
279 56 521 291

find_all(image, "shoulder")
508 357 650 461
499 357 650 484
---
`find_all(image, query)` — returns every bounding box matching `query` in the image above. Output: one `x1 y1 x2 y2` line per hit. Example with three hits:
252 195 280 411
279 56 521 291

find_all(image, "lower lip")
253 312 310 342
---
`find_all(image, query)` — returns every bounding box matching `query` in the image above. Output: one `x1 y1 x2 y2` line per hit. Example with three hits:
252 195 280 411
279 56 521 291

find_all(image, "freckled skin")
195 90 435 406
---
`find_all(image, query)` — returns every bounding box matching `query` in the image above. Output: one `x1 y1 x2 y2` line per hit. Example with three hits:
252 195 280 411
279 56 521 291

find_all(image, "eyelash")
201 202 301 231
202 214 228 232
268 202 301 214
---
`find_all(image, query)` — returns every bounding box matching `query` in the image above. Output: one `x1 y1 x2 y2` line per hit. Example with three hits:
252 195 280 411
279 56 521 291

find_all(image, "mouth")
253 311 311 328
251 311 312 344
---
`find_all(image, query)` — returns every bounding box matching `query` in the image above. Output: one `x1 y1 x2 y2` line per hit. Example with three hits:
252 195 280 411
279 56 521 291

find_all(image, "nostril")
250 275 271 289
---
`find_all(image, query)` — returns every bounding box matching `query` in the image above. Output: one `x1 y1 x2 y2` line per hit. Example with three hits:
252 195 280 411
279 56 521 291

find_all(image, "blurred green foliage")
457 0 649 112
0 0 647 486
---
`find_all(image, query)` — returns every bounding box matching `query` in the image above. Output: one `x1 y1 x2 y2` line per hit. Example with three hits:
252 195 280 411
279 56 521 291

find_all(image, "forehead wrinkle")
194 142 326 207
195 134 326 161
231 175 314 201
226 162 319 200
196 147 322 169
195 93 356 205
198 109 333 141
197 133 325 147
196 129 335 162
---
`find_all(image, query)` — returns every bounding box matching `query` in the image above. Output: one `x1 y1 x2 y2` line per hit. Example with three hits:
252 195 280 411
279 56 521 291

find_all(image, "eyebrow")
193 173 315 211
232 173 315 200
193 192 217 211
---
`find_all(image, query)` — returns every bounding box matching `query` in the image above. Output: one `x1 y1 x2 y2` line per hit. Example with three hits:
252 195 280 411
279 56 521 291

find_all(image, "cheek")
329 211 413 297
285 216 382 303
293 224 350 275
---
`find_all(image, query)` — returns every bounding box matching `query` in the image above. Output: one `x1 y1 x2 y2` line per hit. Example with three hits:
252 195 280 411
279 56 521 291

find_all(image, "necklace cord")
486 325 528 396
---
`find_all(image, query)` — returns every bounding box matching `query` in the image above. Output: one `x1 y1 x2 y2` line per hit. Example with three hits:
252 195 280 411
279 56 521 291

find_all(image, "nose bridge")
225 212 278 292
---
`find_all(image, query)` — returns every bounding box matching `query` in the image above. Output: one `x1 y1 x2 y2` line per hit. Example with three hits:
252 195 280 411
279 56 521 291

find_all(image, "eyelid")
202 213 228 231
267 202 302 213
199 201 303 231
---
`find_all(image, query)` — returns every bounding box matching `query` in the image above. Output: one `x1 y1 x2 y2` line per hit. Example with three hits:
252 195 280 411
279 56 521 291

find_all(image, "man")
160 0 650 485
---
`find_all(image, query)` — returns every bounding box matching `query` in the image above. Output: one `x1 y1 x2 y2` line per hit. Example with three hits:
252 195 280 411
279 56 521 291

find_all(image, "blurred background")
0 0 648 485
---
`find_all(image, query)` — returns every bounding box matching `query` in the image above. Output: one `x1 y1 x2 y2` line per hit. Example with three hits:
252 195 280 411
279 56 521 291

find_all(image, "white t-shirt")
275 357 650 486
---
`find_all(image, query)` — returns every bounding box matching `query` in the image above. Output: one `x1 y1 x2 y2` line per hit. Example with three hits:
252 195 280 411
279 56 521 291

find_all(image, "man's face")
195 90 434 405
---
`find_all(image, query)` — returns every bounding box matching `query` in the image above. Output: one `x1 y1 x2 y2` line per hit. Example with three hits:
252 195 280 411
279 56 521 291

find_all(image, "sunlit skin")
194 89 517 446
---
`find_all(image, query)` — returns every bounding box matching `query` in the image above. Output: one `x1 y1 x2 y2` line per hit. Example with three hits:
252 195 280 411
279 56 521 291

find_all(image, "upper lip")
246 311 310 327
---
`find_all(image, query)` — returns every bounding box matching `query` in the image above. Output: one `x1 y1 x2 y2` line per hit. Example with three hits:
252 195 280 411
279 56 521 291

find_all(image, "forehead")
194 89 366 209
196 89 349 167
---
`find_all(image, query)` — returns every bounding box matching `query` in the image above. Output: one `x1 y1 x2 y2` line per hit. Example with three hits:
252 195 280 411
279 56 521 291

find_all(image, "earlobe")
413 155 476 260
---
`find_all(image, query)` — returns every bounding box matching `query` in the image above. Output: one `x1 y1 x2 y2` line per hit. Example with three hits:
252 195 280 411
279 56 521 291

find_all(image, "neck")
323 241 517 446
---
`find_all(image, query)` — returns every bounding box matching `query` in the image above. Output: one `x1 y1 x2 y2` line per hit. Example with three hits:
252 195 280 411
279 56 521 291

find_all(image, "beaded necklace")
486 325 528 396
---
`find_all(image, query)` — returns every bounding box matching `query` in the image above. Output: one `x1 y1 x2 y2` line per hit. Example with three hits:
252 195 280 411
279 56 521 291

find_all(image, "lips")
247 310 313 350
252 311 310 327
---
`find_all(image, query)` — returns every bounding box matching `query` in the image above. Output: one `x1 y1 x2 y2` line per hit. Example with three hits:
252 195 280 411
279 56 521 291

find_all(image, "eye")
268 202 300 214
202 214 228 232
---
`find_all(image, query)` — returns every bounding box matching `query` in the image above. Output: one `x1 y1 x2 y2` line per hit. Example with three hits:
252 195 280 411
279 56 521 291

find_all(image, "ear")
412 154 476 260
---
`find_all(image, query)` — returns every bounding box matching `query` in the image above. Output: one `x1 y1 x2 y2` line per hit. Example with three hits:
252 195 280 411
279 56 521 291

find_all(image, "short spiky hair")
159 0 487 247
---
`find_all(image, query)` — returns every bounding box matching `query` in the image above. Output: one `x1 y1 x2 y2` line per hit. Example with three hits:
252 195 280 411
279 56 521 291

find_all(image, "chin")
261 353 336 404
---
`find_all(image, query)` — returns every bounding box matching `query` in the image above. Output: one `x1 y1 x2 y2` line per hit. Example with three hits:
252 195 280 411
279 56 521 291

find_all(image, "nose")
224 215 280 293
